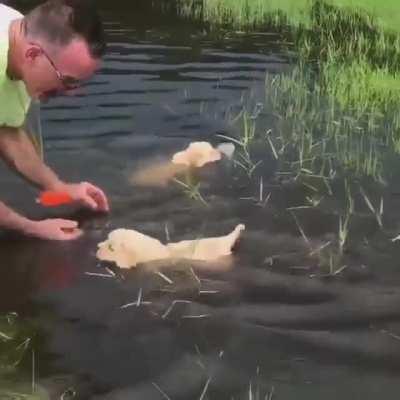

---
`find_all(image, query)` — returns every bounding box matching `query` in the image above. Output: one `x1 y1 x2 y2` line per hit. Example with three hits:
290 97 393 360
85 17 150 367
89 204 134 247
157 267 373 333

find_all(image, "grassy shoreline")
175 0 400 176
176 0 400 112
176 0 400 32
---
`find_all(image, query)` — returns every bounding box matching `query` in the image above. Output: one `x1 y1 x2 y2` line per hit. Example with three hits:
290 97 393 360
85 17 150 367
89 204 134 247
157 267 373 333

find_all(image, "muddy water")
2 2 400 399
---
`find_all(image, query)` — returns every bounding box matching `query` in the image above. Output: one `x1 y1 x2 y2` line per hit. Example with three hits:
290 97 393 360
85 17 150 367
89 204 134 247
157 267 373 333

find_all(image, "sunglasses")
31 43 82 91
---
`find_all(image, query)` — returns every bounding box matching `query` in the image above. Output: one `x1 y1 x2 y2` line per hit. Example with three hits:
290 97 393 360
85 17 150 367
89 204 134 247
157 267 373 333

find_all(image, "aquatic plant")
173 170 208 206
265 65 386 181
0 313 32 376
219 110 261 178
0 313 48 400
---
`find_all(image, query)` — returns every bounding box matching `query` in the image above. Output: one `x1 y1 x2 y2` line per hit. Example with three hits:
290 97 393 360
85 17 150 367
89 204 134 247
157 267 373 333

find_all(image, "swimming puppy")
96 224 245 269
129 141 234 187
172 142 221 168
96 228 170 269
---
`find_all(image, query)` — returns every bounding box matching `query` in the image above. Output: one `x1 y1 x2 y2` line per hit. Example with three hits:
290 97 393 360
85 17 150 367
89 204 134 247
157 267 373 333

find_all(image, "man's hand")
0 128 110 212
55 182 110 212
24 219 82 241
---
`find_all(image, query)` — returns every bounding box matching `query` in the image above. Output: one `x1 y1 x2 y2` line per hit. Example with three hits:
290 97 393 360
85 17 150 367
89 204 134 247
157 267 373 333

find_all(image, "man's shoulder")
0 4 23 37
0 3 22 79
0 4 30 129
0 4 23 20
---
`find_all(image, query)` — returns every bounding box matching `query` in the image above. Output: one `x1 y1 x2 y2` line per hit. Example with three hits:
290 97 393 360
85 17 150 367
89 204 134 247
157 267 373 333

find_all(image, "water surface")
2 2 400 399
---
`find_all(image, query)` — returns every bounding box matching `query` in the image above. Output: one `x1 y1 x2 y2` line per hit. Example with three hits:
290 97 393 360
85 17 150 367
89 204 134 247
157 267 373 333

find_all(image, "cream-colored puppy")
172 142 221 167
96 224 245 269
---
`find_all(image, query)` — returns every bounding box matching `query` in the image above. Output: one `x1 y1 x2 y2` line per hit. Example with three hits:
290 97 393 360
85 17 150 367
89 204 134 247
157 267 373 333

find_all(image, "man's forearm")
0 127 65 191
0 200 34 233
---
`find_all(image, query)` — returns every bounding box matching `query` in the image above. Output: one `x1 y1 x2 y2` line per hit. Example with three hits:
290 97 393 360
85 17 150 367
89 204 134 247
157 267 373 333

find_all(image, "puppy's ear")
114 241 138 269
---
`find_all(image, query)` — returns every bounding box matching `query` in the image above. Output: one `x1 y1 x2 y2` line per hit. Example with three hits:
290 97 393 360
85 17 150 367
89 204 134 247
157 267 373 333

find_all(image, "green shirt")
0 36 31 128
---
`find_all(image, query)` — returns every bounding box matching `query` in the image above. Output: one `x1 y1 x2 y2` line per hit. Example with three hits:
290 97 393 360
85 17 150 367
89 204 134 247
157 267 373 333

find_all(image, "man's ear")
25 45 41 63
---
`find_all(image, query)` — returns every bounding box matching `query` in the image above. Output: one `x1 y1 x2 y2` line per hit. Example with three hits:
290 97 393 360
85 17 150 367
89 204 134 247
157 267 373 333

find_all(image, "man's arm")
0 126 64 190
0 126 84 240
0 199 34 232
0 126 109 211
0 198 82 240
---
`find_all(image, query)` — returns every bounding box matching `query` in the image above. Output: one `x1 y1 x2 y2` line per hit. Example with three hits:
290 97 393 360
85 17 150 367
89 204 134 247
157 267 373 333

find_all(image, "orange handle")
38 191 74 207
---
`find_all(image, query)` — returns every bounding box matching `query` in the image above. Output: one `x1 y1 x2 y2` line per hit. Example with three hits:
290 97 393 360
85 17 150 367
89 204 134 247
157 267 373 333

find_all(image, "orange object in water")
38 191 74 207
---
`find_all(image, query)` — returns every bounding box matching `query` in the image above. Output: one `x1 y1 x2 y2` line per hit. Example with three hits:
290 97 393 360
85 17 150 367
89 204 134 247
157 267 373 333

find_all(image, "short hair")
23 0 106 58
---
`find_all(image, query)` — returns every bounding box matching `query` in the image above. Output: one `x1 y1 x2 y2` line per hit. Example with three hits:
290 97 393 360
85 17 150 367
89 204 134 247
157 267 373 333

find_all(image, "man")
0 0 110 240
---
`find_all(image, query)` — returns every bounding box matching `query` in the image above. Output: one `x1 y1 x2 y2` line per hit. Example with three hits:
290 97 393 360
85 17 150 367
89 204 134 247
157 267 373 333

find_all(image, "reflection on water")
2 2 400 399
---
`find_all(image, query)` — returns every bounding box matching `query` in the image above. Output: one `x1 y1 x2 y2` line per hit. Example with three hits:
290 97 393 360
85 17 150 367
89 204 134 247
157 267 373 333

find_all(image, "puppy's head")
96 229 138 269
172 142 221 168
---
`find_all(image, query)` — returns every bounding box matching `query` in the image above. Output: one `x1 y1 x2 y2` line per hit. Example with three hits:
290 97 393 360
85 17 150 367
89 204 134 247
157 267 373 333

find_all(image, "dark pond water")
2 1 400 399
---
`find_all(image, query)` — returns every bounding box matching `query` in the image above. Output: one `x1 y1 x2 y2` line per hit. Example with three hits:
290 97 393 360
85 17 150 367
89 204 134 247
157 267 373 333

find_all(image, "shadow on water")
2 1 400 399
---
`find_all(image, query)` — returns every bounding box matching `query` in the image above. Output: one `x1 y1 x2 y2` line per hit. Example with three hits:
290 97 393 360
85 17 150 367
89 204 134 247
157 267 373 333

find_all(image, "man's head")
13 0 106 100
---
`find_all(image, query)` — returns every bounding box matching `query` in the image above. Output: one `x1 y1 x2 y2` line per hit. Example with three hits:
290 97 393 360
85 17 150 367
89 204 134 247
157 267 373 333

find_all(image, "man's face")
22 39 100 101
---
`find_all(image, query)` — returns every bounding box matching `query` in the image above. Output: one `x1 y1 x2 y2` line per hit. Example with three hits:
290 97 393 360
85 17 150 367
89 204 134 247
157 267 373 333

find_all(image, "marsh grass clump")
174 0 302 31
321 60 400 115
175 0 400 36
298 1 400 118
0 313 32 375
177 0 400 127
274 60 400 181
173 170 209 206
0 313 45 399
219 110 263 178
303 0 400 69
266 65 386 182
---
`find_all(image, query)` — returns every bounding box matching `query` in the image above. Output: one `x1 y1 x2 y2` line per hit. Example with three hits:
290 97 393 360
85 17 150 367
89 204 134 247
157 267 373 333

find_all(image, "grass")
300 1 400 123
176 0 400 33
176 0 309 29
326 0 400 32
0 313 47 399
262 64 391 275
173 173 208 206
297 1 400 119
360 186 384 228
302 1 400 65
0 313 31 374
321 61 400 115
338 180 354 256
265 64 386 181
176 0 400 120
218 110 262 178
